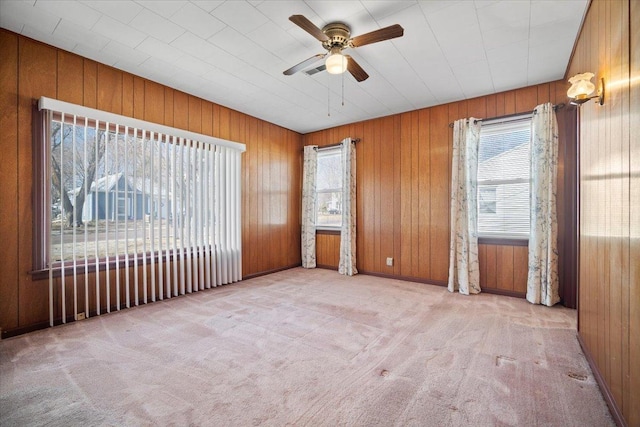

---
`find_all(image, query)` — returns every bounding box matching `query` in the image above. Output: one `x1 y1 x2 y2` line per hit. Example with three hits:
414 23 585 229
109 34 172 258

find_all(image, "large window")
315 148 342 229
36 97 244 323
477 116 531 240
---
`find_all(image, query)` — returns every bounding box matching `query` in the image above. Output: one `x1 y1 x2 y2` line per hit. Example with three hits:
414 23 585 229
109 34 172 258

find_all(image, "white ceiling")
0 0 589 134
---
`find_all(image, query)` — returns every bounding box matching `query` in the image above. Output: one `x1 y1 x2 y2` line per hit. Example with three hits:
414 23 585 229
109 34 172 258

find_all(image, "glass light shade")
325 52 347 74
567 72 596 99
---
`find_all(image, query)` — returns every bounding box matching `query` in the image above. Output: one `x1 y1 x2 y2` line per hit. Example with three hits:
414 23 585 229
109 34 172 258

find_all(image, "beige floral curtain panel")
448 118 481 295
527 103 560 306
301 145 318 268
338 138 357 276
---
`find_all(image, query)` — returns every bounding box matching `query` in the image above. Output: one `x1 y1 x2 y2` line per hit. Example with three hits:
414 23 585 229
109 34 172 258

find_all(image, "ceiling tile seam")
134 5 187 45
214 53 333 108
168 2 228 41
416 3 464 103
200 63 330 117
372 10 438 107
50 12 62 35
91 2 149 51
335 14 417 113
470 2 495 98
89 19 148 52
358 2 420 109
361 0 417 22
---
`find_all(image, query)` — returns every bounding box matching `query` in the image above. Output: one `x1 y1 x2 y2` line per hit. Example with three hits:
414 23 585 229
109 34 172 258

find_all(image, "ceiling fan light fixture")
325 49 347 74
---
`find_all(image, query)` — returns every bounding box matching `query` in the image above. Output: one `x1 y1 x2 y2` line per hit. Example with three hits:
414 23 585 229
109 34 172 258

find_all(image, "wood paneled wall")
304 82 574 300
316 231 340 269
568 0 639 425
478 243 528 295
0 30 302 336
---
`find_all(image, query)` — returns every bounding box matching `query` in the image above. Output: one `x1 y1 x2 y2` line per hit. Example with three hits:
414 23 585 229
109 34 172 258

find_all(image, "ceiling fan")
283 15 404 82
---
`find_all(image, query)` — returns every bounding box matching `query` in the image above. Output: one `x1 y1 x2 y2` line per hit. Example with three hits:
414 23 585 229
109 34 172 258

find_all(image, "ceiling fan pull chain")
327 77 331 117
342 70 345 106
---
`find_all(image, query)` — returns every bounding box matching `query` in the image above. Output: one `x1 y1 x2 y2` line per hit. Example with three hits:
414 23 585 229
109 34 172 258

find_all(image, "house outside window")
477 116 531 240
35 100 243 273
316 148 342 229
47 117 179 265
479 186 497 214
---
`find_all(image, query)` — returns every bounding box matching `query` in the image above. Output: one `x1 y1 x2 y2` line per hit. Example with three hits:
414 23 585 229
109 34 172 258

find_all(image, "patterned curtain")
338 138 357 276
448 118 481 295
301 145 318 268
527 103 560 306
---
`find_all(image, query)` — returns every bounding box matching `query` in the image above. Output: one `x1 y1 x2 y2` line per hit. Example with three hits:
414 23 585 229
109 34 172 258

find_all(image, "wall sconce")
567 72 604 106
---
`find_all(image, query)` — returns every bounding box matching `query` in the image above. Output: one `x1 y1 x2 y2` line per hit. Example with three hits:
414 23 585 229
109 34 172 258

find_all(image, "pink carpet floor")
0 268 614 426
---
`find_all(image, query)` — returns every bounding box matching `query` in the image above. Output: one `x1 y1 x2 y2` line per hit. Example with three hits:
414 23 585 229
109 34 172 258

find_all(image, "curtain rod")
304 138 360 152
447 103 565 128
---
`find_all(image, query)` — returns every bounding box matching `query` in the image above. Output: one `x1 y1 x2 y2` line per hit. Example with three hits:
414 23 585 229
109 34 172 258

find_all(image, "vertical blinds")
477 116 531 239
38 97 245 326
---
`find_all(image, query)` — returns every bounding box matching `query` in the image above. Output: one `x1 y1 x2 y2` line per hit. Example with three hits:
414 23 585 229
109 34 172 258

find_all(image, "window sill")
478 237 528 246
316 228 341 235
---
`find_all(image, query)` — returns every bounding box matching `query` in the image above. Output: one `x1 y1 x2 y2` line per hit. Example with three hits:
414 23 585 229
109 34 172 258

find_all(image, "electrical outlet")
386 257 393 267
77 312 86 321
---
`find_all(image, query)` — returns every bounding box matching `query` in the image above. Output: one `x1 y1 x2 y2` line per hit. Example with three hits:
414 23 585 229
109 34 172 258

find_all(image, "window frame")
32 97 245 277
476 114 532 243
314 147 343 231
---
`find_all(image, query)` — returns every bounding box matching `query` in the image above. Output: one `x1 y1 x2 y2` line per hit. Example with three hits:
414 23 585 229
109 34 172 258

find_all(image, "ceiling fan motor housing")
322 23 351 50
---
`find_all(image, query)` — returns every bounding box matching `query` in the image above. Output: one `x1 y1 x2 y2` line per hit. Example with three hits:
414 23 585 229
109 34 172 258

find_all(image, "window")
35 97 245 323
477 116 531 239
315 148 342 228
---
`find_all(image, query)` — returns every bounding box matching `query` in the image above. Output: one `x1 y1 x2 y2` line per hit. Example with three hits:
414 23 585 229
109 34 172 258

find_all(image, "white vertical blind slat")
95 120 101 315
104 122 111 313
84 119 90 314
71 115 78 320
141 130 148 304
132 128 139 306
235 151 242 281
194 140 200 290
164 134 171 298
60 113 67 323
198 141 207 290
214 148 221 286
47 110 54 326
219 148 227 284
149 131 156 303
114 124 121 311
185 139 193 293
179 137 186 295
204 144 211 289
209 147 218 287
172 136 179 297
156 134 163 301
124 126 131 309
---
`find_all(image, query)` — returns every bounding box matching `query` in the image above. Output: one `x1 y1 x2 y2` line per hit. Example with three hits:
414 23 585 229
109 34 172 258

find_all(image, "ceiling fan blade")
289 15 329 42
349 24 404 48
345 55 369 82
283 54 326 76
305 64 326 76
